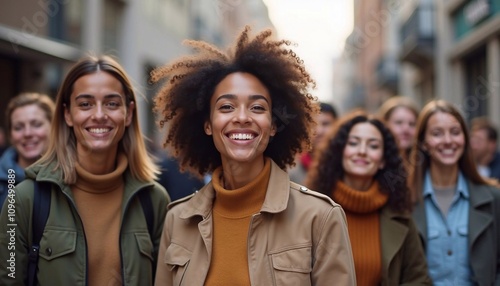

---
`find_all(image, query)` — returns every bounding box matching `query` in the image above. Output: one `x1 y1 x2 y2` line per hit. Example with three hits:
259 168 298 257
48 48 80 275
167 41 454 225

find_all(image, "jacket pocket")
164 243 191 285
38 229 77 261
135 233 153 261
270 246 312 286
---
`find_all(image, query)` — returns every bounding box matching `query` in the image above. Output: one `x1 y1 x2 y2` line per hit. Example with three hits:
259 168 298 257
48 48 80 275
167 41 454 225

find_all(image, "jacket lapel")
467 182 493 250
380 207 409 272
412 202 427 247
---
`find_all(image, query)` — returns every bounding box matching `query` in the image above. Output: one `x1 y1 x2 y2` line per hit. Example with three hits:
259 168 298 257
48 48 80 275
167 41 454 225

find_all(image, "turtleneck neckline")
211 158 271 218
333 180 388 214
74 153 128 194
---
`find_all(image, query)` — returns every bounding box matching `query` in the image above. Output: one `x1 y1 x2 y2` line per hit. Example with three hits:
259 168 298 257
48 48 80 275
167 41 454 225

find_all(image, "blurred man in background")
470 117 500 181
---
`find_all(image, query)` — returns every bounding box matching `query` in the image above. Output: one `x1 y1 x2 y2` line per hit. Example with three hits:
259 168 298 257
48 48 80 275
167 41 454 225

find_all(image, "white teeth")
89 128 110 134
441 149 454 155
229 133 254 140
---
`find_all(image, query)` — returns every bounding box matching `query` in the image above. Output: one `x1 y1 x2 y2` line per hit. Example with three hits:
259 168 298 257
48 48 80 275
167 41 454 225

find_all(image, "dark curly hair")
305 111 411 213
151 26 318 176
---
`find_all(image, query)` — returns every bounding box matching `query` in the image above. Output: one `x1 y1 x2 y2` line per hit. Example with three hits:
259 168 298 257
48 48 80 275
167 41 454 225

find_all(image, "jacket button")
45 247 52 256
447 250 452 256
300 186 308 192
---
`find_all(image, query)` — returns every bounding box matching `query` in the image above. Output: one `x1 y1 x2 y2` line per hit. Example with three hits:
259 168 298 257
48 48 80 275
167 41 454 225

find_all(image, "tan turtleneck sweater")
72 154 127 286
333 180 388 286
204 158 271 286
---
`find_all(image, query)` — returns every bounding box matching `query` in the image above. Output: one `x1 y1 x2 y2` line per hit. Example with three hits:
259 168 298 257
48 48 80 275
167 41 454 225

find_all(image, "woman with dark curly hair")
305 111 431 286
152 26 355 285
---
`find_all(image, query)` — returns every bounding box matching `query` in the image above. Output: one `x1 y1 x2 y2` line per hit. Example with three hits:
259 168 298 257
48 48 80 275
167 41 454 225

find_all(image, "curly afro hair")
305 111 412 213
151 26 318 176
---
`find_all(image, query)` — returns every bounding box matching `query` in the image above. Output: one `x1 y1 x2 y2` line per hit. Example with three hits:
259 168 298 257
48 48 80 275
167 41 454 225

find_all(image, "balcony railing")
400 4 435 67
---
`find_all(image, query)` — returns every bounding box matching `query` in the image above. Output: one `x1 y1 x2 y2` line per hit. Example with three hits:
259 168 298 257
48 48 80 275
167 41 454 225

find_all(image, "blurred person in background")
305 111 431 285
288 101 337 185
0 55 169 285
152 26 355 285
0 93 54 211
0 126 8 156
157 153 205 201
408 100 500 285
469 116 500 181
378 96 419 160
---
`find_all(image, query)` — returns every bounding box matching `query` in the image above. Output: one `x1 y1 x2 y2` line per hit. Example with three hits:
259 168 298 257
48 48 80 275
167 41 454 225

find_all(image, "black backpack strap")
29 181 51 286
138 190 154 240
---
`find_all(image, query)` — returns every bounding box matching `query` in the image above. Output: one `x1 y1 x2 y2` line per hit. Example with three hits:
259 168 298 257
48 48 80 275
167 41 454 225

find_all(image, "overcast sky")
262 0 354 102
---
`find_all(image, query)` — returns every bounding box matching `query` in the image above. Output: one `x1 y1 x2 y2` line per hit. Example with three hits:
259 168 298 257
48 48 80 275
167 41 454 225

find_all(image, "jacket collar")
26 159 154 205
413 179 495 248
180 159 290 219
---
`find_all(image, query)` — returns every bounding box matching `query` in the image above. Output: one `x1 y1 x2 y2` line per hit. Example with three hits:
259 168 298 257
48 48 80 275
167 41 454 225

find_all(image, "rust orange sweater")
205 159 271 286
333 180 388 286
72 154 127 286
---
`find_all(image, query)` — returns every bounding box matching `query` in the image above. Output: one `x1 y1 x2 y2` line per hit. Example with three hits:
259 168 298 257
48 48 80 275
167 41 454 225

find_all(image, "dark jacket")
379 206 431 285
488 151 500 181
0 161 170 285
413 180 500 285
0 147 25 212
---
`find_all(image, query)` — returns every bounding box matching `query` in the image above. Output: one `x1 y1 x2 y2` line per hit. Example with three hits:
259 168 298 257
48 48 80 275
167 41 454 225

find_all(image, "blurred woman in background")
378 96 419 160
0 92 54 210
305 111 431 286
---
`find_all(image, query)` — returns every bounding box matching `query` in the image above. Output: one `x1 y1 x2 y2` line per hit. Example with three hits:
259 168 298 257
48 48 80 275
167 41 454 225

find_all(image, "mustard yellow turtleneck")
333 180 388 286
72 153 128 286
204 158 271 286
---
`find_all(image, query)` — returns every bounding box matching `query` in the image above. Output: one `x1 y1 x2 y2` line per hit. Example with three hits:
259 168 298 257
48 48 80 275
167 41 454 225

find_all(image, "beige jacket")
155 160 355 286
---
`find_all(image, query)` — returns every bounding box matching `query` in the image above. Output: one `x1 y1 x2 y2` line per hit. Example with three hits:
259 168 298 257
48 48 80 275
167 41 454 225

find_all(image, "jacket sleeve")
0 179 34 285
400 217 432 285
312 205 356 285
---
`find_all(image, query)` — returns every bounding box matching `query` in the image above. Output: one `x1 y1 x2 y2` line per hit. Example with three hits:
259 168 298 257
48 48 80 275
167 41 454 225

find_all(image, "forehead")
426 111 461 128
71 71 124 98
349 122 382 139
212 72 270 100
390 106 416 120
11 104 47 122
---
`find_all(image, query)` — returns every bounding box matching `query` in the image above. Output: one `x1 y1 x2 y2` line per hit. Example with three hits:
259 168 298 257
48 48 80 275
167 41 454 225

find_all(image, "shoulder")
167 192 196 211
289 181 339 208
145 181 171 204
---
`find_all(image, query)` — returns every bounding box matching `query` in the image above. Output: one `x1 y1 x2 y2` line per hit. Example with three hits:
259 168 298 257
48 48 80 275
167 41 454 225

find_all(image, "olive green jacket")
0 162 170 285
380 206 432 285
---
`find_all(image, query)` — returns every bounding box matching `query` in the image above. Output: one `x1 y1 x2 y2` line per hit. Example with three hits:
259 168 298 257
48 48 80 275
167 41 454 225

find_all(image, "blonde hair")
37 55 159 184
378 96 419 122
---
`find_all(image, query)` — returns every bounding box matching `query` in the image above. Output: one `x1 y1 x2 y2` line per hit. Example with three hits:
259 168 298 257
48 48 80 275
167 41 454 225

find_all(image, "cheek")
10 130 23 144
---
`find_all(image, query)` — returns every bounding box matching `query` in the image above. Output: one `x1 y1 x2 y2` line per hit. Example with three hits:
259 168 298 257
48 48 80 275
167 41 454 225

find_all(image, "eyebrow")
348 135 382 142
74 94 123 100
215 94 270 104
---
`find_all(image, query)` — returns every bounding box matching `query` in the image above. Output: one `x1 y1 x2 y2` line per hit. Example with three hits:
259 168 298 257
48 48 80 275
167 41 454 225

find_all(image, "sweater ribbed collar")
211 158 271 218
333 180 388 214
74 153 128 194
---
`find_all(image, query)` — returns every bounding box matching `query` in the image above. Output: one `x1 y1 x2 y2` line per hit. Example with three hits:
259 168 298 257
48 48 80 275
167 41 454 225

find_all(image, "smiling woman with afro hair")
152 26 356 286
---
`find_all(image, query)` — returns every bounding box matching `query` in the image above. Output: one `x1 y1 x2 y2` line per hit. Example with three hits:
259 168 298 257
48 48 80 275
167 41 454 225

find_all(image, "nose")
234 107 251 124
358 142 367 155
92 104 107 121
22 125 33 137
444 133 452 143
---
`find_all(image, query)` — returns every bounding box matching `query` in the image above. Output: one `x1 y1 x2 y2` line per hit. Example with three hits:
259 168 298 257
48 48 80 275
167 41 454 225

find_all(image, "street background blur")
0 0 499 149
